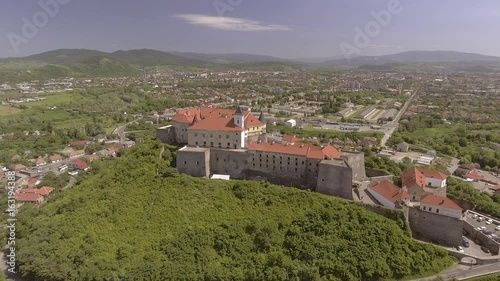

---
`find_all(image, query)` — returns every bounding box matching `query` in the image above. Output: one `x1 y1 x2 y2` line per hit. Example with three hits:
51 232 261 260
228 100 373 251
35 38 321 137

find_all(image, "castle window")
423 206 426 210
210 134 213 138
309 163 312 166
210 142 214 147
203 141 206 146
316 163 319 167
194 133 198 137
302 161 304 164
216 158 219 161
226 135 229 139
436 209 439 213
183 161 187 165
219 143 221 147
253 163 255 167
196 162 199 165
322 179 325 182
295 168 297 172
227 142 230 147
195 141 198 145
429 207 432 212
202 134 205 137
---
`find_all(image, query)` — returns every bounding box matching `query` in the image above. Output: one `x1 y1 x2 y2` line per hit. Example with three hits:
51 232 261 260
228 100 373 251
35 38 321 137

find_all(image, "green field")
0 105 21 116
27 92 82 107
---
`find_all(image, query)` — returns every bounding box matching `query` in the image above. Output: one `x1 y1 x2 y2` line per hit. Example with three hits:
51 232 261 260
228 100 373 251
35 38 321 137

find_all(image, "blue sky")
1 0 500 58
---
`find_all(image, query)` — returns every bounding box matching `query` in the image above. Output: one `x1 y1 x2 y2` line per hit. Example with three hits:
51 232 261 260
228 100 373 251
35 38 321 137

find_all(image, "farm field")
0 105 21 116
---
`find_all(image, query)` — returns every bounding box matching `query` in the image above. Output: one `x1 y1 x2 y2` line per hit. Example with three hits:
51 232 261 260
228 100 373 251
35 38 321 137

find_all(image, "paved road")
114 118 141 144
412 262 500 281
380 84 420 147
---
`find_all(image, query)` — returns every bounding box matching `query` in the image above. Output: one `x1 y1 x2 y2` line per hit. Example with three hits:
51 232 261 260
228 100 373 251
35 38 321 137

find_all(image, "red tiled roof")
282 135 301 143
419 168 448 180
35 158 46 165
189 116 244 132
16 192 43 202
465 169 483 180
402 167 448 189
72 159 89 170
70 140 88 147
368 180 409 204
50 154 62 161
38 186 55 196
248 142 341 159
174 107 262 131
420 194 463 210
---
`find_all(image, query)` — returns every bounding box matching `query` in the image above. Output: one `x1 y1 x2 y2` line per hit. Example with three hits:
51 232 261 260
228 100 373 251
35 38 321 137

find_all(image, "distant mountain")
19 49 110 64
109 49 210 67
324 51 500 66
171 52 290 64
0 48 300 83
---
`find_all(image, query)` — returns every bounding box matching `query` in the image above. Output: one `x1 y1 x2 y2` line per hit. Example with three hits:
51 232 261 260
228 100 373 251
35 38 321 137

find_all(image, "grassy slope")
14 141 454 281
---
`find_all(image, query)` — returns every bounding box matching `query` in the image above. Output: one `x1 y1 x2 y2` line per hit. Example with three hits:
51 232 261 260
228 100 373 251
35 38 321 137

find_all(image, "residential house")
49 154 63 163
70 140 88 148
16 193 44 204
396 142 410 152
402 167 448 202
464 169 483 182
71 159 89 171
27 177 40 188
9 164 27 172
419 194 463 219
35 157 46 166
367 180 409 209
94 134 107 143
68 150 85 158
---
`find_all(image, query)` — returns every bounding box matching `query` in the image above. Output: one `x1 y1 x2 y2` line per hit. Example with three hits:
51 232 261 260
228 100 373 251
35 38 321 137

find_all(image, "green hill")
70 56 139 77
14 140 454 281
110 49 209 67
22 48 110 64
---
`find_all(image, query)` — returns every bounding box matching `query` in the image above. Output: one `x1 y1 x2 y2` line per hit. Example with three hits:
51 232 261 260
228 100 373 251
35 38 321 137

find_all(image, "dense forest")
14 140 454 280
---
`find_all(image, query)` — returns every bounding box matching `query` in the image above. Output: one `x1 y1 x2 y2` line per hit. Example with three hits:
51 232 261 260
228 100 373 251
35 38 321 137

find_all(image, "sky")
1 0 500 59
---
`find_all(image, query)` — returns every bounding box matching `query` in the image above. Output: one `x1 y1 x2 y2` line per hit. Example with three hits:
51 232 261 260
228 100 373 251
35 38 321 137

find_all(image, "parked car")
476 226 487 231
456 246 464 253
472 214 478 219
462 236 470 248
496 225 500 231
486 219 493 225
478 216 485 222
480 246 490 253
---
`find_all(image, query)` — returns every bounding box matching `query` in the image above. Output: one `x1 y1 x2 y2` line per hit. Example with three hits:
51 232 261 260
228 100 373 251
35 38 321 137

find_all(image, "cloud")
174 14 291 32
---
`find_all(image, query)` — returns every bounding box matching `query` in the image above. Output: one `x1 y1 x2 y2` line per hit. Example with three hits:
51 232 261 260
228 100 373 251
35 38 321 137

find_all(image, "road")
412 262 500 281
380 84 420 147
114 118 141 144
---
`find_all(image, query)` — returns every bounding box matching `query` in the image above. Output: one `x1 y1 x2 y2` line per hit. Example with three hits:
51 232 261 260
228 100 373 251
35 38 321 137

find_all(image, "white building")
420 194 462 219
285 119 297 128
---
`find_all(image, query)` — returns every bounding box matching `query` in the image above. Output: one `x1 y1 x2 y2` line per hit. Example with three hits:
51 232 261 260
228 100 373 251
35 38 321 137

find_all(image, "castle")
157 106 367 200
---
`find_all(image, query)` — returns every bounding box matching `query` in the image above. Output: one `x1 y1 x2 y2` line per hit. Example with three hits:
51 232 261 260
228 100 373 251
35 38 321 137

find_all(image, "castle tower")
234 107 245 128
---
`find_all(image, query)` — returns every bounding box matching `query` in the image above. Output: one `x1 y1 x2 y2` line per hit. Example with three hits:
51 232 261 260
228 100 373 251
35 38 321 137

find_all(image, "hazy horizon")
2 0 500 59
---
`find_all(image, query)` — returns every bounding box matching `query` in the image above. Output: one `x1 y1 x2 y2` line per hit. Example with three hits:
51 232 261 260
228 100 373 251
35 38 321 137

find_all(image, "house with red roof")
367 180 409 209
49 154 63 163
464 169 483 182
402 167 448 201
16 192 44 204
71 159 89 171
35 157 46 166
70 140 88 148
419 194 463 219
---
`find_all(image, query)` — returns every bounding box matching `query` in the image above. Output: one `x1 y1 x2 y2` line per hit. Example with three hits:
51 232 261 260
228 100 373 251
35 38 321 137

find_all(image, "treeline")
447 178 500 218
13 140 454 280
388 114 500 171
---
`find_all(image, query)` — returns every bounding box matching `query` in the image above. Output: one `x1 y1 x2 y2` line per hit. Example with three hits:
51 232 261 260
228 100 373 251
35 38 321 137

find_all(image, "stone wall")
176 147 210 178
210 148 250 179
342 152 366 181
408 207 463 247
156 125 176 144
463 221 500 255
316 160 353 200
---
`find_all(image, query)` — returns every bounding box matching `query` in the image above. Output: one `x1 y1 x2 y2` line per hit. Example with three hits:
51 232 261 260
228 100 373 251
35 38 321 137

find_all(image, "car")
486 219 493 225
496 225 500 231
478 216 485 222
456 246 464 253
478 226 487 231
480 246 490 254
490 234 498 239
472 214 478 219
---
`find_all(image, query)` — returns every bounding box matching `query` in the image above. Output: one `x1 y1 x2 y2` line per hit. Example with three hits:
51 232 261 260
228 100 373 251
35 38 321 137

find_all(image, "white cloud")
174 14 291 32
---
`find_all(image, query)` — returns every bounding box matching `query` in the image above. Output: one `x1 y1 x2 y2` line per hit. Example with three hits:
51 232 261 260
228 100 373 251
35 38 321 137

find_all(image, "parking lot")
465 211 500 237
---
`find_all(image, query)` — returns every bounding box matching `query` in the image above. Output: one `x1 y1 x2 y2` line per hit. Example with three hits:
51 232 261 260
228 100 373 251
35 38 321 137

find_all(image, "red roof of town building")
248 142 341 160
72 159 89 170
282 135 301 143
368 180 409 204
70 140 88 147
174 107 263 131
38 186 55 196
420 194 463 210
16 192 43 203
402 167 448 190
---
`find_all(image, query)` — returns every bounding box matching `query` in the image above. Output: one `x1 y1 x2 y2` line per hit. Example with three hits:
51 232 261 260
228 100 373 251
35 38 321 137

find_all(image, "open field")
27 92 81 107
0 105 21 116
